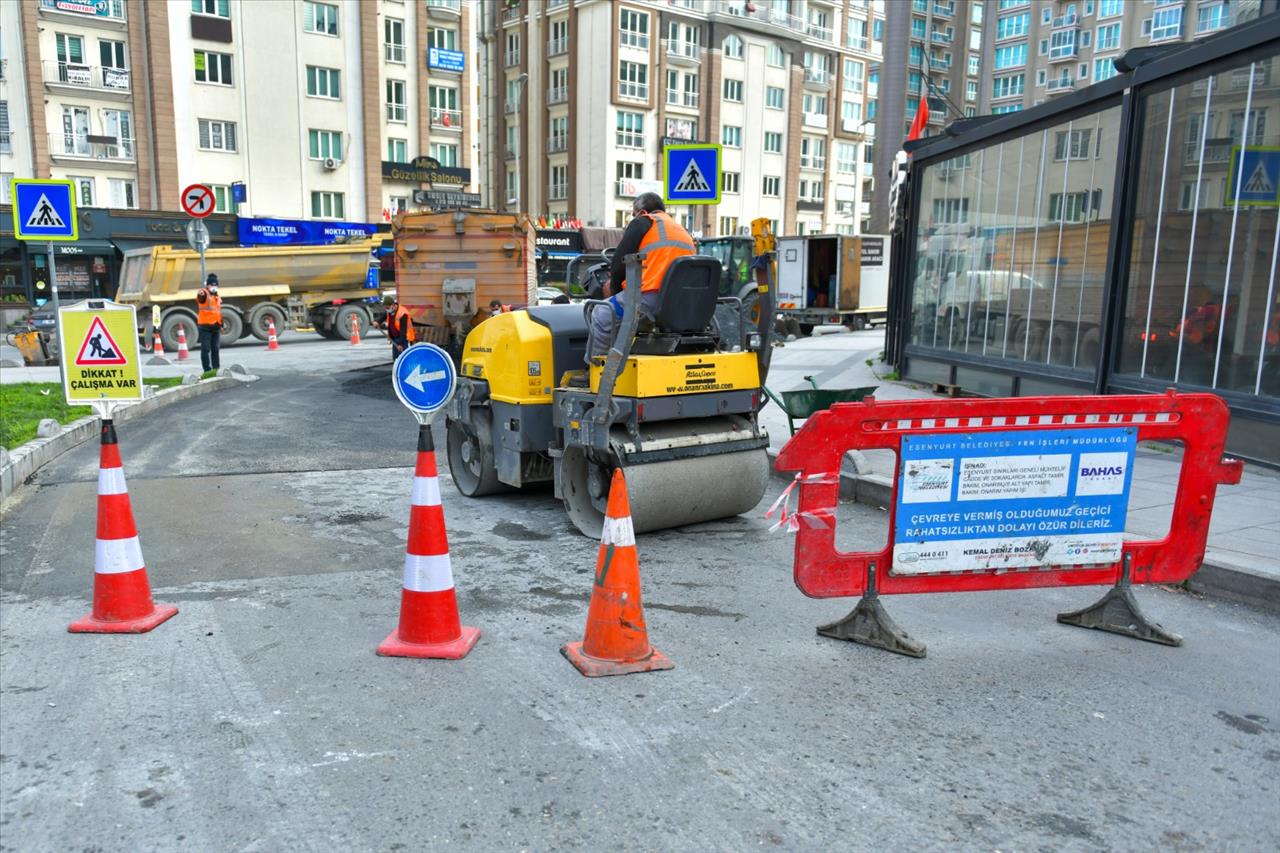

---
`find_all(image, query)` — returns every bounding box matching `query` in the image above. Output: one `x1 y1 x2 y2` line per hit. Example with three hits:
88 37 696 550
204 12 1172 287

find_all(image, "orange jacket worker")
195 273 223 372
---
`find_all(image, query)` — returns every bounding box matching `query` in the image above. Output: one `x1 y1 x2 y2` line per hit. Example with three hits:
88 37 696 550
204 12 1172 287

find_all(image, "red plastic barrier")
775 392 1243 600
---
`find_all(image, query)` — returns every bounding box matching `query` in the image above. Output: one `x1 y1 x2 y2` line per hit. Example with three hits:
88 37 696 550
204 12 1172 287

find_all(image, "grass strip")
0 378 185 448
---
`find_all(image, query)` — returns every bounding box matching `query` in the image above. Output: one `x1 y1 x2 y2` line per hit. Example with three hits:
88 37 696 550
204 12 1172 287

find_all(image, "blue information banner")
893 427 1137 575
238 217 378 246
427 47 465 73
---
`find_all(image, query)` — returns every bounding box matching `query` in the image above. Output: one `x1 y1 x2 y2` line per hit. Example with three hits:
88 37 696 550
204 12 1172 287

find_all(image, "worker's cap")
206 273 218 285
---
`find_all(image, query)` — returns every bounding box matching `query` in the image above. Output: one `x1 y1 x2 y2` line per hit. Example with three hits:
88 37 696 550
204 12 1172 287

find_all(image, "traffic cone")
561 469 673 677
175 324 190 361
68 421 178 634
266 316 280 351
350 315 362 346
152 329 165 356
377 425 479 659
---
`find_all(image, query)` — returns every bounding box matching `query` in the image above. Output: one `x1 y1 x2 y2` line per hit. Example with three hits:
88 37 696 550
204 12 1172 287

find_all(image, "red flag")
907 95 929 142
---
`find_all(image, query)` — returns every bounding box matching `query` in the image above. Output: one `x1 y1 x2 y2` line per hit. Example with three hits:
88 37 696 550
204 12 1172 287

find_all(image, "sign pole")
199 236 208 285
47 240 66 385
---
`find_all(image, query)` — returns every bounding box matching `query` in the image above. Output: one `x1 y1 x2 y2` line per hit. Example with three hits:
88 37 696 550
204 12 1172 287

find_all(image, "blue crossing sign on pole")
10 179 78 241
393 343 457 420
1226 146 1280 207
664 144 721 206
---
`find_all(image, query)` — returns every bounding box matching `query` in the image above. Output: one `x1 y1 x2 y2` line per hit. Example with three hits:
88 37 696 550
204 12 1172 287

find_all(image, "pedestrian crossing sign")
664 144 721 205
58 300 143 405
1226 146 1280 207
10 179 78 241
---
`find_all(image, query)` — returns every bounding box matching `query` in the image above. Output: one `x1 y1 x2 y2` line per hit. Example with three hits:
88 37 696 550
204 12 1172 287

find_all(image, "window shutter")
225 123 236 151
304 2 316 31
199 119 211 148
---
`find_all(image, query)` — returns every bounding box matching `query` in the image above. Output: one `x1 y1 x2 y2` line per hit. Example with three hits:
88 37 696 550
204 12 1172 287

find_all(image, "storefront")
535 229 584 289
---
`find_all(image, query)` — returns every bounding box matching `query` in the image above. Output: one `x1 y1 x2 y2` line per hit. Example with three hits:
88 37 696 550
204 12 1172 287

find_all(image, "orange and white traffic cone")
175 324 190 361
266 317 280 351
152 329 165 356
350 315 362 347
377 424 479 659
68 421 178 634
562 469 673 677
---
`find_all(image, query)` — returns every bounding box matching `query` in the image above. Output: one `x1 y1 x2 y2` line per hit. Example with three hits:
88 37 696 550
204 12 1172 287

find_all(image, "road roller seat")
632 255 722 354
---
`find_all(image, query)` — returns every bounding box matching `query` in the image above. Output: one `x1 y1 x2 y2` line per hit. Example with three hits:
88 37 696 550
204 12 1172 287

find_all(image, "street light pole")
513 71 529 214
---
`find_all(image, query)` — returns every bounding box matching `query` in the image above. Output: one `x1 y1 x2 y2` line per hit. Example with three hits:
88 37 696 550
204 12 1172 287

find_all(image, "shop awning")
52 240 117 256
111 239 168 253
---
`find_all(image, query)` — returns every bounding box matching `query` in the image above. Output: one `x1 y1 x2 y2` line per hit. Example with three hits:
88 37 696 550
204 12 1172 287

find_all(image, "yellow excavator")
444 219 778 537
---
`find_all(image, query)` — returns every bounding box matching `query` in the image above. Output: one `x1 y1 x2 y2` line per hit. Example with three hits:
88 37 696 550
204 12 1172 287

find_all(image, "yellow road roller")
445 251 776 537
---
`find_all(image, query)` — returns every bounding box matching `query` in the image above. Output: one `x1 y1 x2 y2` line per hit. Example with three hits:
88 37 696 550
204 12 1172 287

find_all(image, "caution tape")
765 471 839 533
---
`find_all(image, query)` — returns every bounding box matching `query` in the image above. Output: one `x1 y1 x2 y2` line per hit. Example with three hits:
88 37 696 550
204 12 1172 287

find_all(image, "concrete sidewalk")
763 327 1280 608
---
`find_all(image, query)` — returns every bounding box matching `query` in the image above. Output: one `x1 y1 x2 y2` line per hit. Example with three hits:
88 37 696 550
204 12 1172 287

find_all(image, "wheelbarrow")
762 375 877 436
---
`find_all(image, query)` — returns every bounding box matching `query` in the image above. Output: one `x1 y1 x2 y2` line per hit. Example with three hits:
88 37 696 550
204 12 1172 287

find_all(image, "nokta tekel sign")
58 300 143 405
893 427 1137 575
237 217 378 246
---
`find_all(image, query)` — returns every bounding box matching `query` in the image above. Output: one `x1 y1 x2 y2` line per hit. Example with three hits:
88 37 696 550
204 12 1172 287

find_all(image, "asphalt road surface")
2 353 1278 851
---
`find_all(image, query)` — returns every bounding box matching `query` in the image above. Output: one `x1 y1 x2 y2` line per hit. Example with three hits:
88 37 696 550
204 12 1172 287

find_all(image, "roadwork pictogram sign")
58 300 143 405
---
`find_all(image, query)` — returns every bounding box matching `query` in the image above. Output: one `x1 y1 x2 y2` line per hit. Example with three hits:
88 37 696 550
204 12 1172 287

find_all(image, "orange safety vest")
197 290 223 325
392 306 416 342
631 211 696 293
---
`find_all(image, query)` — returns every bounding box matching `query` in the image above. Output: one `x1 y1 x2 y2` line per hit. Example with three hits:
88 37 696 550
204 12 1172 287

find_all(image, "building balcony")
806 22 834 43
549 183 567 201
1051 13 1079 29
547 85 568 104
1049 46 1079 61
930 55 951 70
547 0 568 8
847 35 869 51
387 104 407 122
667 90 700 109
1046 77 1075 93
803 68 832 89
547 136 568 153
384 43 406 63
430 107 462 129
800 157 827 171
426 0 461 19
620 33 649 51
930 31 953 44
501 4 521 23
49 133 135 163
803 112 829 129
933 2 955 18
39 0 126 23
503 50 520 68
547 36 568 56
43 61 131 97
617 83 648 101
505 145 517 160
505 101 518 114
666 41 700 65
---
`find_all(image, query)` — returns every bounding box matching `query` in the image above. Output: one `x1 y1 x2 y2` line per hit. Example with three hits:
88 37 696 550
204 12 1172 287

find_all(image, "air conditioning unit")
323 156 340 171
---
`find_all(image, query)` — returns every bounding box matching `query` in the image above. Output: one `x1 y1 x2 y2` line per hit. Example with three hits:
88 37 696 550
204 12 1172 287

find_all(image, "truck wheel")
333 304 367 340
447 408 506 497
248 304 286 341
1078 327 1101 367
845 315 867 332
160 312 198 353
220 309 244 343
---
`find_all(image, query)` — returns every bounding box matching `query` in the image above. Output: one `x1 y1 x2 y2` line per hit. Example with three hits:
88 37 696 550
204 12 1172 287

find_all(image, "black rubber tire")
248 303 286 341
1078 327 1101 368
333 304 367 341
220 309 244 343
446 407 506 497
798 323 815 337
318 323 342 340
159 311 198 353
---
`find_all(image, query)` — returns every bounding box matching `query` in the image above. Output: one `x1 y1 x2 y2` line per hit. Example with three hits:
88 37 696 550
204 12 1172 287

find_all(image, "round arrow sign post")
392 343 457 423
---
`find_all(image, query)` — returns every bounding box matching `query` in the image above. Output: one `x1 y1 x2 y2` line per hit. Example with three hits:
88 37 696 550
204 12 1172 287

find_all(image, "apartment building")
481 0 883 237
1 0 480 221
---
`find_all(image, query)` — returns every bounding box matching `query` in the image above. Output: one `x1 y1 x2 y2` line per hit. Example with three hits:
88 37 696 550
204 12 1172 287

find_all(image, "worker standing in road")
585 192 696 364
382 298 415 360
195 273 222 373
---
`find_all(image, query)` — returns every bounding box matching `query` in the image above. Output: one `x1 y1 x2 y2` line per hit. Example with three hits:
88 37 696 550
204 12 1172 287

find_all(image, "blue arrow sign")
664 144 721 205
11 179 78 241
393 343 456 416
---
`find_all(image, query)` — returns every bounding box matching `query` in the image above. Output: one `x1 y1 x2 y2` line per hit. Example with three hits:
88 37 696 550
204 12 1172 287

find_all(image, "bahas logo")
1080 465 1125 477
1075 452 1129 496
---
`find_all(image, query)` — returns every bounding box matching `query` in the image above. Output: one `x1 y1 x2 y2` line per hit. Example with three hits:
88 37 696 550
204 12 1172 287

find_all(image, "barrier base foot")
68 603 178 634
817 597 927 659
1057 586 1182 646
560 642 675 677
376 625 480 660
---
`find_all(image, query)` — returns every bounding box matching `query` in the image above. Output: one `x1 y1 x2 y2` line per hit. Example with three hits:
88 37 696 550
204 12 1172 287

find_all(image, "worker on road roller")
585 192 696 366
445 220 777 539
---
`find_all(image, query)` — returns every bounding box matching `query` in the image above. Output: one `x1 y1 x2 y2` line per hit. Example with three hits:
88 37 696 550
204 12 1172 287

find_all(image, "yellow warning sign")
58 300 143 405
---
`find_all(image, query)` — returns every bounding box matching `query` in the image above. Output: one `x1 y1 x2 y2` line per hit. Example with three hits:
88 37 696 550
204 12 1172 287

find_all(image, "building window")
1151 6 1183 40
311 191 345 219
618 61 648 100
550 165 568 200
430 86 459 128
1096 23 1121 52
100 39 127 72
802 94 828 117
762 176 780 197
994 43 1027 69
1197 2 1229 34
968 54 981 76
1096 0 1123 19
991 103 1022 114
1054 128 1094 160
308 129 342 161
211 185 233 213
1037 68 1047 86
723 34 743 59
109 178 137 210
429 27 457 50
966 79 978 101
386 79 407 122
430 143 458 167
389 196 408 215
387 138 407 162
800 136 826 170
766 86 784 110
191 0 229 17
304 2 339 36
72 176 95 206
198 118 237 152
306 66 341 99
842 98 862 125
667 21 701 58
995 13 1029 40
504 32 520 67
798 180 824 202
1094 57 1117 82
931 197 969 224
992 74 1025 99
764 131 782 154
723 78 743 102
616 111 644 148
1047 190 1094 223
385 18 406 63
767 43 785 67
844 59 864 93
719 216 739 235
721 171 740 194
194 50 233 85
506 169 516 204
619 9 650 49
837 142 857 174
550 116 569 152
722 125 742 148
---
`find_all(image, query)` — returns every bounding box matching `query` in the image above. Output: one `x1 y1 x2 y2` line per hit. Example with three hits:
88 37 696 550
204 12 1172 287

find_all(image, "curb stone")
766 449 1279 613
0 377 236 503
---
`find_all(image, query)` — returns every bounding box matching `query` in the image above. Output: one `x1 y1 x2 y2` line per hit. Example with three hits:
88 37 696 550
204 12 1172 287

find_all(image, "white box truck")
775 234 890 335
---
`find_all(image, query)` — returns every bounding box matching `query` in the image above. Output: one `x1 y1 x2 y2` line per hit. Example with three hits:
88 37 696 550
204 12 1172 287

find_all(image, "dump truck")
116 239 385 351
775 234 890 334
391 210 536 357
